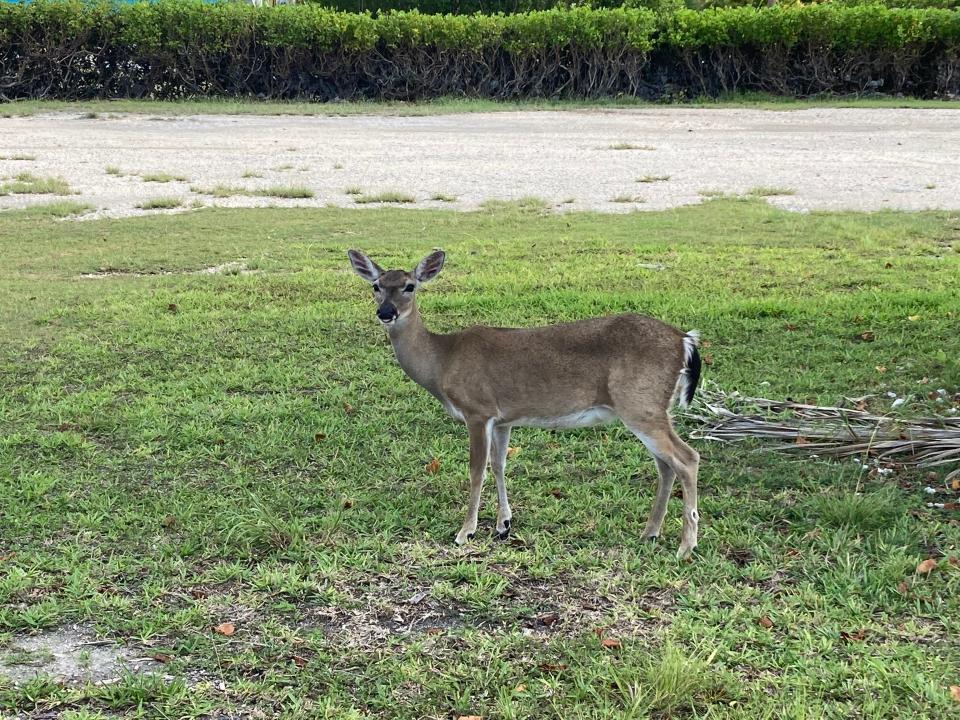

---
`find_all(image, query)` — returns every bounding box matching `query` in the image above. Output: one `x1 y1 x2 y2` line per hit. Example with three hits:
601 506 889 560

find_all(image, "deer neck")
386 305 447 399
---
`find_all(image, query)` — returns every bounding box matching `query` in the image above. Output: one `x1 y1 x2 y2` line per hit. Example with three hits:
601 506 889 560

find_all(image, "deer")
348 249 703 559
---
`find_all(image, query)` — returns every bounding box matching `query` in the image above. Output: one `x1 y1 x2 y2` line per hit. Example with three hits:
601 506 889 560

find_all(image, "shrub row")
1 0 958 100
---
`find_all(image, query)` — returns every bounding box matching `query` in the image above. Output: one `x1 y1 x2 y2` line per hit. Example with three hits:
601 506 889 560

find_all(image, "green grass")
104 165 122 176
637 175 671 183
478 196 550 213
0 154 36 161
191 185 314 199
0 172 72 196
3 94 960 118
0 199 958 718
7 201 93 218
241 170 264 179
136 197 183 210
611 194 646 203
748 185 795 197
344 185 363 196
430 193 457 202
257 185 314 199
354 190 416 204
140 172 189 183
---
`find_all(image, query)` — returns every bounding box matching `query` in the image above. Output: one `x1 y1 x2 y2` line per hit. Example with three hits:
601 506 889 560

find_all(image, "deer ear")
348 249 383 283
414 250 445 283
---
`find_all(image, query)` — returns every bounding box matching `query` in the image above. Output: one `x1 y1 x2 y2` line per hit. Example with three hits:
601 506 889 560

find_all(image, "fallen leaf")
424 627 443 636
538 662 568 672
950 686 960 703
160 515 176 528
291 655 308 668
425 457 441 474
875 365 887 374
314 432 326 442
456 715 482 720
758 616 773 629
601 637 621 649
342 498 353 509
884 262 893 269
514 683 527 693
948 556 959 567
700 340 712 348
951 478 960 491
167 303 178 313
506 446 521 458
151 653 171 663
840 629 867 643
916 558 937 574
702 354 714 366
213 622 236 636
593 627 606 639
342 402 354 414
860 331 876 342
784 323 798 331
943 503 960 511
897 581 909 594
537 612 559 627
907 315 920 322
854 399 868 411
548 487 566 499
795 436 809 446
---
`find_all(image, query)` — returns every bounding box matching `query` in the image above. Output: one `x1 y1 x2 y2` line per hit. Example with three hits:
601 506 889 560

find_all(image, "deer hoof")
496 519 511 540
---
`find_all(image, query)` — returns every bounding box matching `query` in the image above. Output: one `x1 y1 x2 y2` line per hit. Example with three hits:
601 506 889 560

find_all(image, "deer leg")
490 424 513 539
455 419 492 545
622 415 700 560
641 457 676 541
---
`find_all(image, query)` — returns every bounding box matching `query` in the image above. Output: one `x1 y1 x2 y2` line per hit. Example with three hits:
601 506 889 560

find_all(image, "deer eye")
403 284 415 293
372 283 380 292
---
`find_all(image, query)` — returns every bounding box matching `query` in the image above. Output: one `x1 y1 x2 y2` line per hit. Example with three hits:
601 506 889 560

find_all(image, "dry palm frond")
680 384 960 482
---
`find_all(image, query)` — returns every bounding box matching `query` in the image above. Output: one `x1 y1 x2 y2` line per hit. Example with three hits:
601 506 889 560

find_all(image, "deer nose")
377 303 398 322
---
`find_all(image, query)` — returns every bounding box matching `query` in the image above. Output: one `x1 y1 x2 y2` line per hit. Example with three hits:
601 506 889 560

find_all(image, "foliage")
1 0 959 99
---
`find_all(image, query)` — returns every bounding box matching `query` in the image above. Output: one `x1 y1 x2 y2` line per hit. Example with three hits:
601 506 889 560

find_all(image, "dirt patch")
0 625 164 685
2 108 960 218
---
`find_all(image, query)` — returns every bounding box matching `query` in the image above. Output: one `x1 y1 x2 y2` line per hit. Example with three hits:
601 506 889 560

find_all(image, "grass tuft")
608 142 655 151
141 172 189 183
430 193 457 202
0 154 36 161
637 174 671 183
747 186 795 197
14 201 94 218
137 197 183 210
354 191 416 204
0 172 72 195
478 196 549 213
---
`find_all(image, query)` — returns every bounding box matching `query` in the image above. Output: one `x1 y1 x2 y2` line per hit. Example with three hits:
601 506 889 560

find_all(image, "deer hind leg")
620 413 700 560
490 424 513 539
455 418 493 545
642 457 676 541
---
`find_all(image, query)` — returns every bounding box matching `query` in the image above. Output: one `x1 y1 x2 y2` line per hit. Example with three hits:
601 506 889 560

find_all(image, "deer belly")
515 406 616 429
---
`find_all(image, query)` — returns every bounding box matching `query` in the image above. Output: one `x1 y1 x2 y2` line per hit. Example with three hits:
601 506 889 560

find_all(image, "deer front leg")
490 424 513 539
455 419 492 545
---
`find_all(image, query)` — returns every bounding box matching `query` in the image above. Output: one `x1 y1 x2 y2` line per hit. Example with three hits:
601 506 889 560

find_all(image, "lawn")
1 199 958 718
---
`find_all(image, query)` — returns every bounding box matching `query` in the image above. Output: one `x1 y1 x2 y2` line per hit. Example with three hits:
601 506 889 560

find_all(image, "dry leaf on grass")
601 637 622 649
758 616 774 629
916 558 938 574
425 457 441 474
213 622 236 636
514 683 527 693
538 662 568 672
456 716 483 720
950 686 960 703
506 446 521 458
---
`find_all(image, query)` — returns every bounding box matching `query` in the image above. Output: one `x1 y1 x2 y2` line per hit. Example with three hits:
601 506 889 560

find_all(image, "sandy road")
1 107 959 218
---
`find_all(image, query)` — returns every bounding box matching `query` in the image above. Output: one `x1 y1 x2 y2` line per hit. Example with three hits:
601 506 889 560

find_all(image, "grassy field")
3 94 960 117
1 199 959 718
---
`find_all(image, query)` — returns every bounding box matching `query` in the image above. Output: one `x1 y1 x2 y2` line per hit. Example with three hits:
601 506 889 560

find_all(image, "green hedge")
1 1 958 100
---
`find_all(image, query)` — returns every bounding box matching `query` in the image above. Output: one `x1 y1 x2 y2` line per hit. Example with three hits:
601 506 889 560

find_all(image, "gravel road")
1 108 958 218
